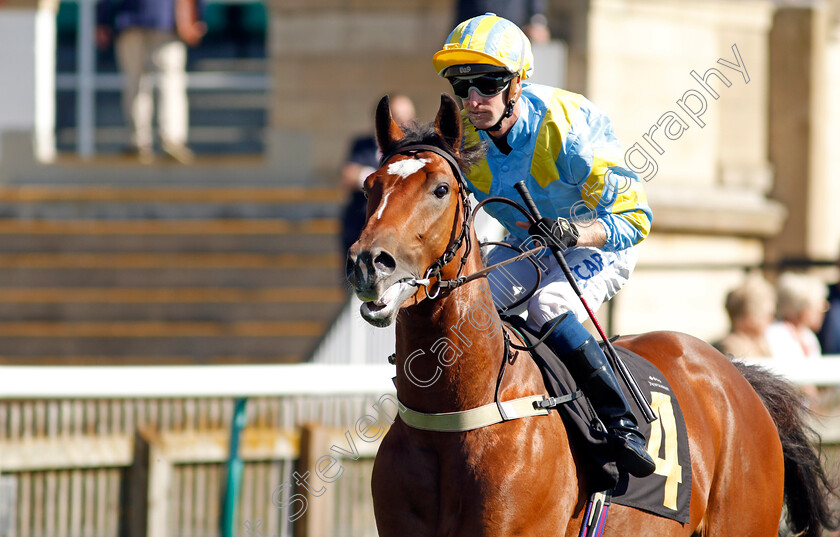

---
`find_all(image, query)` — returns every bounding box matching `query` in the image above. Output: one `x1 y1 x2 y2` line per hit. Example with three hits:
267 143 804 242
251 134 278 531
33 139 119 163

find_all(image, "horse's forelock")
385 122 484 176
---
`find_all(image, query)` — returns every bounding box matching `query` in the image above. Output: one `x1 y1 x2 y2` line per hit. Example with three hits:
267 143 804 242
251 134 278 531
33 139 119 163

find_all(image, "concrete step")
0 184 350 364
0 266 344 287
0 285 344 302
0 218 336 233
0 186 340 202
0 324 320 363
0 289 346 322
0 354 302 365
0 186 345 219
0 218 342 254
0 199 341 220
0 252 346 286
0 252 341 268
57 126 267 156
0 232 344 254
3 154 314 186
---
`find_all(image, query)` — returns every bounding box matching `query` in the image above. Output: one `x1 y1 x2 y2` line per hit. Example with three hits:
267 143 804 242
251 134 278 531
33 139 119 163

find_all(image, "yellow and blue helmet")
433 13 534 80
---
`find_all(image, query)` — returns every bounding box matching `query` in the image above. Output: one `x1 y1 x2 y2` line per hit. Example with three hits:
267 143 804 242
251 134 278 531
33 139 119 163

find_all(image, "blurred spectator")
340 95 416 257
713 272 776 358
455 1 550 44
764 272 830 410
818 250 840 355
765 272 829 360
97 0 206 164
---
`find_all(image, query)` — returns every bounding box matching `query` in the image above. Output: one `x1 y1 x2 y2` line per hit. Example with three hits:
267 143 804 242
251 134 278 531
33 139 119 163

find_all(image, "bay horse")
347 94 837 536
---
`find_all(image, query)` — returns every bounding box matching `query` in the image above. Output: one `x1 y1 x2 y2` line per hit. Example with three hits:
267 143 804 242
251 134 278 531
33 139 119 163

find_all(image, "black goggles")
448 73 515 99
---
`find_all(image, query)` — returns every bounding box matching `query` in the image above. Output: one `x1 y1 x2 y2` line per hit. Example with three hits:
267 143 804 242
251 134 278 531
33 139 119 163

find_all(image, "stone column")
562 0 786 340
825 20 840 260
767 3 831 263
0 0 58 167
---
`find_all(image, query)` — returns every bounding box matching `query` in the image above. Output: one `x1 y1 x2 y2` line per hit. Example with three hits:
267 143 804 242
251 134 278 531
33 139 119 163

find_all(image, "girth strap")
397 395 549 432
535 390 583 409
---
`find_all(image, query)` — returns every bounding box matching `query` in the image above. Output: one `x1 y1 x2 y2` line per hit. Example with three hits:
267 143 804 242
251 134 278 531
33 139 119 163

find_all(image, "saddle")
502 316 692 524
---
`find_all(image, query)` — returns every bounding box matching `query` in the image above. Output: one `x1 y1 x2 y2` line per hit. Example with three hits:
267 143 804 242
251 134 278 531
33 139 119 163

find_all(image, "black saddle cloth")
503 315 691 524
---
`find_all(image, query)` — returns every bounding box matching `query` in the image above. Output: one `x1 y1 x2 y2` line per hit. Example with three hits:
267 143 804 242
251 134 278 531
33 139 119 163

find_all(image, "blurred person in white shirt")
765 272 831 410
765 272 829 360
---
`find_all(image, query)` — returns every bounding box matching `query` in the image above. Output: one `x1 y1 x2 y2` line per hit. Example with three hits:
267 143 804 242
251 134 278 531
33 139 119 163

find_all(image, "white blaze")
371 158 430 221
375 191 392 220
387 158 430 179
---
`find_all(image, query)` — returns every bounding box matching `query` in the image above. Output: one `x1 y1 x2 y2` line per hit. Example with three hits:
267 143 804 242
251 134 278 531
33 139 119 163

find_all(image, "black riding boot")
542 314 656 478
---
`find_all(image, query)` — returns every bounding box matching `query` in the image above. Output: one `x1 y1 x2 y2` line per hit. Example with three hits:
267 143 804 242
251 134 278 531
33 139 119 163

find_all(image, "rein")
411 245 544 290
379 144 546 301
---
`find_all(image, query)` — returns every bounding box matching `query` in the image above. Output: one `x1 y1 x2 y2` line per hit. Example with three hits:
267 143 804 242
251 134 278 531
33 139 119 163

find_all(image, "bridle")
379 143 474 299
379 143 546 303
378 144 575 428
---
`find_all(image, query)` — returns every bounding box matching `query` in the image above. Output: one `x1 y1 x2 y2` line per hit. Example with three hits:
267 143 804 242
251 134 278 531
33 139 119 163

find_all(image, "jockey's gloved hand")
528 217 580 251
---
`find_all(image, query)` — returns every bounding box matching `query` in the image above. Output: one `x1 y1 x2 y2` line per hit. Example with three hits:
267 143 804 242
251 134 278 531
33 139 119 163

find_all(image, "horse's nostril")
374 251 396 275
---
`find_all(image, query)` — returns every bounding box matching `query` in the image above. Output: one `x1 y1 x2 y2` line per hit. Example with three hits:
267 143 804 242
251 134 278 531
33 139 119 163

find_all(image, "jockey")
433 13 656 478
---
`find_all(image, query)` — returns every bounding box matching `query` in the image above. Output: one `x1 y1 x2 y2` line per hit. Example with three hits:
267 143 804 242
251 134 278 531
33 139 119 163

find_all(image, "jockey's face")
459 75 521 136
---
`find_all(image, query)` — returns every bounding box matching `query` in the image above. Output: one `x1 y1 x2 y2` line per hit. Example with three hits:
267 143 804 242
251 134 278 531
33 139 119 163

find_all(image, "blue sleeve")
560 100 653 251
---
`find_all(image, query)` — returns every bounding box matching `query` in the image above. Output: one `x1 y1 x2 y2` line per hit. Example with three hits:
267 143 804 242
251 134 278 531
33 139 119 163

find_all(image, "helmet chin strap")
479 87 516 133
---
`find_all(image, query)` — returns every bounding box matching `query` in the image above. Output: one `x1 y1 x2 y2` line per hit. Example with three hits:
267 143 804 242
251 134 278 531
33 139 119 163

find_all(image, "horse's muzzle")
348 247 397 300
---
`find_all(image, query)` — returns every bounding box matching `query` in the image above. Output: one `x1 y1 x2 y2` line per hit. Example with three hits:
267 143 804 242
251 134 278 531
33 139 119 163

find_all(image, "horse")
347 93 837 536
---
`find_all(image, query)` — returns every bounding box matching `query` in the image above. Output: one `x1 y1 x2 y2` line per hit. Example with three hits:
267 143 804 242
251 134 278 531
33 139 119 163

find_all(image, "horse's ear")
375 95 404 156
434 93 462 156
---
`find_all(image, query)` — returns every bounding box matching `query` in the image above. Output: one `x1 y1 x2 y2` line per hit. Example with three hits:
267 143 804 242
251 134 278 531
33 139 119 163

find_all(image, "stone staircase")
0 175 349 365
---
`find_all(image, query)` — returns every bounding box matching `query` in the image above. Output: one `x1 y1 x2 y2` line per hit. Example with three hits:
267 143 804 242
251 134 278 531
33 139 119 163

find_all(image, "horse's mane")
388 120 485 177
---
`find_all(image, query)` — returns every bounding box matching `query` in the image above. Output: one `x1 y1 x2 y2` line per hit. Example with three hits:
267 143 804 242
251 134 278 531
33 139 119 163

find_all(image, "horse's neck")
394 277 505 413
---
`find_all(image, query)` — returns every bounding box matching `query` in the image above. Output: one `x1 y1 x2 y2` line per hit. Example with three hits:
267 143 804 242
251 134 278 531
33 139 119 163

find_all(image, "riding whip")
514 181 657 424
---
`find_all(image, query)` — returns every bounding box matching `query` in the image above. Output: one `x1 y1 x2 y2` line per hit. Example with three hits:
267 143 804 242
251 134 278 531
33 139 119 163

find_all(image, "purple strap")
579 490 612 537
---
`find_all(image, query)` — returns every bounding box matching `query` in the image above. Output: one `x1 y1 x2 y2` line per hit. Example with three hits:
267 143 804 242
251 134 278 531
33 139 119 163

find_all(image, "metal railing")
63 0 270 159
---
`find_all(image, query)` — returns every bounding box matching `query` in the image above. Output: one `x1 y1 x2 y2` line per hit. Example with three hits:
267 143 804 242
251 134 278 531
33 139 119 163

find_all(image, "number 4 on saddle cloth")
503 316 692 524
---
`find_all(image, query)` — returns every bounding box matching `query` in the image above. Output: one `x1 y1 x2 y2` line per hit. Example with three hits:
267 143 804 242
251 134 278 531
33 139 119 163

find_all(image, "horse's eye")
434 184 449 198
362 189 368 199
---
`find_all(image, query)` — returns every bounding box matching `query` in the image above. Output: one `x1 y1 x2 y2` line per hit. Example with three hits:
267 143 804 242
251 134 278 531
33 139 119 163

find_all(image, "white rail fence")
0 365 396 537
0 359 838 537
3 357 840 399
740 356 840 386
0 364 395 400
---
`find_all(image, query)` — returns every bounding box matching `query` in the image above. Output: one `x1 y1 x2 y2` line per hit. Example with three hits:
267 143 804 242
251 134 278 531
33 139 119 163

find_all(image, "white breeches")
485 237 638 331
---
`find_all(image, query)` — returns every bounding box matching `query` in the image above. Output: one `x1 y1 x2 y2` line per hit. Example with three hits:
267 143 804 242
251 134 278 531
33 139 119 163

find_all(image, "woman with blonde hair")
765 272 829 360
713 272 776 358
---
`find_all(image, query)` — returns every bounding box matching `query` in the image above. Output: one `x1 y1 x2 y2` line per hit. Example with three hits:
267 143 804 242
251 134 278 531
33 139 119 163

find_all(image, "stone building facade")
266 0 838 340
551 1 779 337
0 0 837 342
